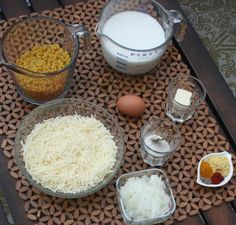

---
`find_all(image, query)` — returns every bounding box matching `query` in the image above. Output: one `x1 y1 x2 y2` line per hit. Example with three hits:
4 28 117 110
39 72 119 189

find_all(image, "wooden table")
0 0 235 225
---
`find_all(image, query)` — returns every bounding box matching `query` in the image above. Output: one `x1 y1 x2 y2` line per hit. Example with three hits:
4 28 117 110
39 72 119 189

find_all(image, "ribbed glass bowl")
13 98 125 198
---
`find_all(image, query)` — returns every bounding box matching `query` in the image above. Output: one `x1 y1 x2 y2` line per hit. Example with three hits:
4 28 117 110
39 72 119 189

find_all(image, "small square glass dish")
116 169 176 225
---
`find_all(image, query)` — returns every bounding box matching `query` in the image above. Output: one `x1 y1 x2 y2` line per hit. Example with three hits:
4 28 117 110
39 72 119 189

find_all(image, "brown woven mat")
0 0 236 224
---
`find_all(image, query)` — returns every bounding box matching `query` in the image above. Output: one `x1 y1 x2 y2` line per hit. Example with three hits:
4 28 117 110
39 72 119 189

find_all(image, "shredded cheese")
22 115 117 194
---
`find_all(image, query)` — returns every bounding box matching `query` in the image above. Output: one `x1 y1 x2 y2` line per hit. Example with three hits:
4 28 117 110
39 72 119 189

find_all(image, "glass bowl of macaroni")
1 16 90 105
13 98 125 198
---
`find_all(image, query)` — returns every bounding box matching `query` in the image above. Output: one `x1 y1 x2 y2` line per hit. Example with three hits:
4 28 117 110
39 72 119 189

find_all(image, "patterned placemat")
0 0 236 224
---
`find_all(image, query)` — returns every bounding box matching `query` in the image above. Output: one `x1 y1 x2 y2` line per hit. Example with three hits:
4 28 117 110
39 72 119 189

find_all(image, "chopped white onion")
120 175 171 220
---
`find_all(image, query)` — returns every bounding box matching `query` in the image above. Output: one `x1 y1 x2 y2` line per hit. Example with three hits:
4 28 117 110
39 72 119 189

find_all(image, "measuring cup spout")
96 23 114 47
95 23 106 38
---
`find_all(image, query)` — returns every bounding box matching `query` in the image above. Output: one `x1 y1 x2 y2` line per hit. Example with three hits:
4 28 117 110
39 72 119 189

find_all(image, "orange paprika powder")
200 161 213 178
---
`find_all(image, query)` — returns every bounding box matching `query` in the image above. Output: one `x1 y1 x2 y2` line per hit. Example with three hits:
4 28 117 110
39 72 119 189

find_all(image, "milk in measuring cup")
101 11 166 75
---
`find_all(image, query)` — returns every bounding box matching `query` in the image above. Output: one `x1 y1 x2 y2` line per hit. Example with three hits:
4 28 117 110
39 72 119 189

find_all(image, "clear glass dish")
166 75 206 123
13 98 125 198
116 168 176 225
1 16 90 105
140 118 181 167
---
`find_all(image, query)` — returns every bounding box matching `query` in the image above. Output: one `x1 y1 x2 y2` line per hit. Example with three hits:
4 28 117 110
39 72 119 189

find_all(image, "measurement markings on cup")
116 56 127 70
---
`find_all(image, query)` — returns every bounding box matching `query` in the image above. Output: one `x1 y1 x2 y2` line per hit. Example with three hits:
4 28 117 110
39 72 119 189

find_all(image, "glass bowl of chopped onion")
14 98 125 198
116 168 176 225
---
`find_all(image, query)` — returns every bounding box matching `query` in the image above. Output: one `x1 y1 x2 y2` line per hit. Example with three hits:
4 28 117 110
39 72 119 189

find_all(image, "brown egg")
117 95 145 117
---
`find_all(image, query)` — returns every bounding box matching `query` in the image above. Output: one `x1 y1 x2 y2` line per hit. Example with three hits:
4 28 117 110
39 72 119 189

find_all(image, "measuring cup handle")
69 24 91 53
170 10 187 42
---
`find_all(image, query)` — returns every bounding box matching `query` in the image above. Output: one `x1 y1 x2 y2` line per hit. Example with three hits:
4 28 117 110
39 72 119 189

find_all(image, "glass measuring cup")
96 0 186 75
0 16 90 105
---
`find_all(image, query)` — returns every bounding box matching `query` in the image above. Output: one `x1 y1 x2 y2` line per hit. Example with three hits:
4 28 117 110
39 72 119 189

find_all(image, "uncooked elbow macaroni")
15 44 71 101
16 44 70 73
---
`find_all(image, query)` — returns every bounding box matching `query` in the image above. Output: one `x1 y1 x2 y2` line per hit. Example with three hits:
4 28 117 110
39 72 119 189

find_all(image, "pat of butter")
174 89 192 106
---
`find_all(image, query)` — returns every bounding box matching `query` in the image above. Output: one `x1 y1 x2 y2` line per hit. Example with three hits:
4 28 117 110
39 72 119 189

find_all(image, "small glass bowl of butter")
166 75 206 123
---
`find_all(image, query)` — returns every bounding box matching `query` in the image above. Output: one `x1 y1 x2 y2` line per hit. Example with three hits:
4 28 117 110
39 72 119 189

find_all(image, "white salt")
144 134 170 157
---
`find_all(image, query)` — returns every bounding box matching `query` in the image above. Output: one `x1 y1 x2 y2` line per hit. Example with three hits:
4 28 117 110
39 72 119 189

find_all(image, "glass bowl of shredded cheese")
14 98 125 198
116 168 176 225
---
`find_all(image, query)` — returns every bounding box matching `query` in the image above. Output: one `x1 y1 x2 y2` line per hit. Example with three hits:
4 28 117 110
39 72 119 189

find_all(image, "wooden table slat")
0 199 10 225
0 137 33 225
0 0 31 19
203 203 236 225
0 6 6 20
61 0 86 6
30 0 60 12
230 200 236 213
175 213 206 225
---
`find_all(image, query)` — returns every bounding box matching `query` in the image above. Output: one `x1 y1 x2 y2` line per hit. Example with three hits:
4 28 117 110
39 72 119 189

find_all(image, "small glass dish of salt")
116 168 176 225
140 118 181 166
